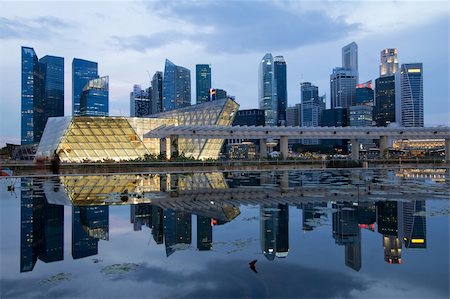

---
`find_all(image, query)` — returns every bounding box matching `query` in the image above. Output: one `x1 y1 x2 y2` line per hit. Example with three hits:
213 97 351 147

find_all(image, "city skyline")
1 1 449 146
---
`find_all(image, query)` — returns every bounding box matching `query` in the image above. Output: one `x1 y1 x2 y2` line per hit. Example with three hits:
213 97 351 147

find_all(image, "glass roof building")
35 98 239 162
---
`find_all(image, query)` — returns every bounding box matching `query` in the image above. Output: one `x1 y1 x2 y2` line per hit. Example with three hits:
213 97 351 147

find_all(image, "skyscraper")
300 82 324 145
130 84 151 117
21 47 64 144
274 56 287 126
342 42 358 81
330 67 357 109
79 76 109 116
380 48 398 77
151 71 163 114
72 58 98 116
355 81 374 106
196 64 211 104
259 53 276 126
374 75 396 126
162 59 191 112
398 63 424 127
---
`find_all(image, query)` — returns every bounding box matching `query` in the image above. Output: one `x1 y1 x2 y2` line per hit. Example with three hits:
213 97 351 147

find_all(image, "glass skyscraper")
330 67 357 109
151 71 163 114
301 82 325 145
374 75 396 126
79 76 109 116
274 56 287 126
259 53 276 126
196 64 211 104
162 59 191 112
21 47 64 145
130 84 151 117
398 63 423 127
72 58 98 116
342 42 358 82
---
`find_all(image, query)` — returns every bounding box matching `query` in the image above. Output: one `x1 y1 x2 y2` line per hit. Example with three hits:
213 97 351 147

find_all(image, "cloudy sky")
0 0 449 146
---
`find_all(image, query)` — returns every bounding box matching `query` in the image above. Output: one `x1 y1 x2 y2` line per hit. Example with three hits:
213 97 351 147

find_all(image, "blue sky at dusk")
0 1 448 146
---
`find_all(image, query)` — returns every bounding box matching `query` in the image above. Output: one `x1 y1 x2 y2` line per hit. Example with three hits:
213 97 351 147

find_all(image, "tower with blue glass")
72 58 98 116
162 59 191 112
196 64 211 104
274 56 287 126
79 76 109 116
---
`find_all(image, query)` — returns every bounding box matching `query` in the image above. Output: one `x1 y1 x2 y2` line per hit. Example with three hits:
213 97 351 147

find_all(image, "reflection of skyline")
17 169 441 273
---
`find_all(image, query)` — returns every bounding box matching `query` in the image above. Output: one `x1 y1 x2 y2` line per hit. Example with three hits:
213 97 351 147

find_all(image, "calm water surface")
0 168 449 299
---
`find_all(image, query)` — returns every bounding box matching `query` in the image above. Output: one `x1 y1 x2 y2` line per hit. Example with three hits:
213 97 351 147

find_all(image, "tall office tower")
355 81 374 106
380 48 398 77
162 59 191 112
21 47 64 144
196 64 211 104
197 216 212 251
274 56 287 126
374 75 396 126
130 204 152 231
398 63 423 127
72 58 98 116
342 42 358 82
321 108 348 149
300 82 324 145
163 209 192 257
151 71 163 114
130 84 151 117
79 76 109 116
21 47 40 144
286 104 301 127
259 53 276 126
330 67 357 109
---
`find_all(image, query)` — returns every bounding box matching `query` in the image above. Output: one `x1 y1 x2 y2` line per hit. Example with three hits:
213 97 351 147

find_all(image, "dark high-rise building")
72 58 98 116
330 67 357 109
197 216 212 251
260 204 289 260
21 47 64 144
301 82 325 145
196 64 211 104
274 56 287 126
151 71 163 114
162 59 191 112
209 88 227 101
163 210 191 257
321 108 348 149
377 201 399 236
79 76 109 116
259 53 276 126
151 206 164 244
72 206 109 259
276 204 289 257
374 75 396 126
302 202 327 231
400 201 426 249
355 81 374 106
286 104 301 127
398 63 424 127
130 204 152 231
232 109 265 126
130 85 151 117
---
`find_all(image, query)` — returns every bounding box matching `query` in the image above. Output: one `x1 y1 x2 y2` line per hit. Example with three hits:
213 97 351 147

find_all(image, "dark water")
1 168 449 299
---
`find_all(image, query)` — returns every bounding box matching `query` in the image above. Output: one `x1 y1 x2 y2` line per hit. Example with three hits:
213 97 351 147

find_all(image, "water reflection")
12 168 449 275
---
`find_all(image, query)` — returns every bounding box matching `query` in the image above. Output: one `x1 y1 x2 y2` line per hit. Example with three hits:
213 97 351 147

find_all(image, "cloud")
108 259 369 298
0 16 71 40
112 1 360 54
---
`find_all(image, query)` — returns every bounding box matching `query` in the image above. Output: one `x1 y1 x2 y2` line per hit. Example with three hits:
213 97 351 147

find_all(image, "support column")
351 139 360 161
167 135 178 160
160 138 167 159
260 139 267 159
445 138 450 162
280 136 288 160
379 136 388 158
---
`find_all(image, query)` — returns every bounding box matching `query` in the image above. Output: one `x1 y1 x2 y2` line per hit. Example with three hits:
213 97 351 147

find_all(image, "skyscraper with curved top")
72 58 98 116
259 53 276 126
162 59 191 112
399 63 423 127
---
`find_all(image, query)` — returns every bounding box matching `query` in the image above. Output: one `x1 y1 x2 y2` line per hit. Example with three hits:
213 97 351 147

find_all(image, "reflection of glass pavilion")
35 98 239 162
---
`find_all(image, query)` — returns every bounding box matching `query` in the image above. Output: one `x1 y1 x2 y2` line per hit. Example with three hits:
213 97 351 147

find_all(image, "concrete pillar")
280 136 288 159
260 139 267 159
351 139 360 161
379 136 388 158
445 138 450 162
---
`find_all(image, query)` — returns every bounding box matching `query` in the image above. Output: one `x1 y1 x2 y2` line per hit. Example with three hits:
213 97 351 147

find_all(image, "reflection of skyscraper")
259 53 276 126
332 202 361 271
72 206 109 259
20 178 64 272
377 201 402 264
400 201 426 249
197 216 212 251
164 209 191 257
130 204 152 231
152 206 164 244
302 202 327 231
383 235 402 264
260 204 289 260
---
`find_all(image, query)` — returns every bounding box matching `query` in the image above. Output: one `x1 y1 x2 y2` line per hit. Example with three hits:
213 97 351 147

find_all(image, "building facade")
301 82 325 145
330 67 357 109
286 104 301 127
374 75 396 126
196 64 211 104
72 58 98 116
80 76 109 117
274 56 287 126
380 48 398 77
356 81 374 106
259 53 276 126
342 42 358 82
130 84 151 117
35 98 239 162
151 71 163 114
398 63 423 127
162 59 191 112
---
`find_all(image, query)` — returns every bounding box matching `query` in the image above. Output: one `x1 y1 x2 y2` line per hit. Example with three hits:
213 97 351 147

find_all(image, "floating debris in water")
39 272 72 284
242 216 259 222
101 263 139 275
